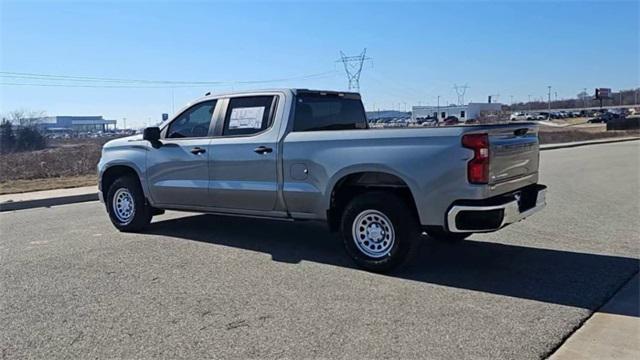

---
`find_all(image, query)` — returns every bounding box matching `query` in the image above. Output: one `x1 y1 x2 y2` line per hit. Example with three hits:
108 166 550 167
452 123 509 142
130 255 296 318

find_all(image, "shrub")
0 120 16 154
15 126 46 151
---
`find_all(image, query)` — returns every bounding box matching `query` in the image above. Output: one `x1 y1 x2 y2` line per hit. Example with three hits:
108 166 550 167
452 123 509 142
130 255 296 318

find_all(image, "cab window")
293 93 367 132
166 100 217 138
222 96 276 136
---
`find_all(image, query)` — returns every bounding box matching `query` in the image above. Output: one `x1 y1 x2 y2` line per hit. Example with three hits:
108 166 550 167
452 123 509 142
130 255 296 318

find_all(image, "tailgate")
488 124 539 184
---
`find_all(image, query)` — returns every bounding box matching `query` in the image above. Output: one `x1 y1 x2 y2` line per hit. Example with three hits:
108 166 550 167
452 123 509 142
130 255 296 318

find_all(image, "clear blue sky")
1 0 638 128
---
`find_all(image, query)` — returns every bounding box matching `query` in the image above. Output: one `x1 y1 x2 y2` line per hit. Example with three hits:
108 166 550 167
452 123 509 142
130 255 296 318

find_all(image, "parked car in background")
528 113 546 120
589 112 622 123
98 89 547 272
442 116 459 126
510 112 528 121
416 116 438 125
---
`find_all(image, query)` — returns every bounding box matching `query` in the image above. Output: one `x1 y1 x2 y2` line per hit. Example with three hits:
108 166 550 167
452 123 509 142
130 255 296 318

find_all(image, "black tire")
427 229 471 242
106 176 152 232
340 192 420 273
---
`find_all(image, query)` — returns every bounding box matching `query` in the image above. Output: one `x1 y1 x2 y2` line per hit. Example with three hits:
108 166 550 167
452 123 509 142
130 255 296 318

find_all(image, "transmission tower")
338 49 371 91
453 84 469 105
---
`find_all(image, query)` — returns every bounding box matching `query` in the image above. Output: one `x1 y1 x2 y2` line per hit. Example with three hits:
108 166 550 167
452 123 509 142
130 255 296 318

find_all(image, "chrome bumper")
447 187 547 233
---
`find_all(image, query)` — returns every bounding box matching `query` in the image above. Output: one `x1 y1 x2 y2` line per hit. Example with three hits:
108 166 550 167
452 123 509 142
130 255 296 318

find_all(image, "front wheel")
340 192 420 273
106 176 152 232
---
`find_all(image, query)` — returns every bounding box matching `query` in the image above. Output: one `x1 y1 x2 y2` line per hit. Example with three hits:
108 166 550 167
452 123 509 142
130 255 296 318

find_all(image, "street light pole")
547 86 552 119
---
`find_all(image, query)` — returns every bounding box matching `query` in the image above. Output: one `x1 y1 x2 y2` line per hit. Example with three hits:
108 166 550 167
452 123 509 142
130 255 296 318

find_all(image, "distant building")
34 116 117 132
412 103 503 123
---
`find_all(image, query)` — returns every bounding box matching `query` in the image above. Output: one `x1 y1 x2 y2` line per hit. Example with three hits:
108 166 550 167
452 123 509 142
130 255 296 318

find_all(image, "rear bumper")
446 184 547 233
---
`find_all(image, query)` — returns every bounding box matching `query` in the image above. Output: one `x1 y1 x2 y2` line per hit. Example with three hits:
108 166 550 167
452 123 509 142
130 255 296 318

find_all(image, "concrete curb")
548 272 639 359
0 137 637 212
0 192 99 212
540 136 639 151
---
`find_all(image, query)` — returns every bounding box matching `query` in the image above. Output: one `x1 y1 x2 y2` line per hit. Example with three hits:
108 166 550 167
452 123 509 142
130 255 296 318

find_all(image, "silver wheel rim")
352 209 395 258
112 188 135 224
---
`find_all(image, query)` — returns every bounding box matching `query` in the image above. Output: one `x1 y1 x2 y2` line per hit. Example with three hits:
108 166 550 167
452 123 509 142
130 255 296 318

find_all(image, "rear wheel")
340 192 420 273
106 176 152 232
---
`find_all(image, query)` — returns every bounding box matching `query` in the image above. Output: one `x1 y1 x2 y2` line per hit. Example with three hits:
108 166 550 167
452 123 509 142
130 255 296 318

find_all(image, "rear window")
293 94 367 132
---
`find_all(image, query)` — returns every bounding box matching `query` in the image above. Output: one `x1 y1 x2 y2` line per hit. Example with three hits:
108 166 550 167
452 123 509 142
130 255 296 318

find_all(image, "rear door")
207 95 281 212
146 100 218 207
488 124 539 184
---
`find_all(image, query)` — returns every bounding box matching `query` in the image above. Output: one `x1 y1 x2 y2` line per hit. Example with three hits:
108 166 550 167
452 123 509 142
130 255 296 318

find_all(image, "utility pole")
337 49 371 92
547 86 552 119
437 95 440 119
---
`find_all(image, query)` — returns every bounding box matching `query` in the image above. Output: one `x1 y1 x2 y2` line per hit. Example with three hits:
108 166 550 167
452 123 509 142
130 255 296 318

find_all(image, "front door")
207 95 279 212
146 100 217 207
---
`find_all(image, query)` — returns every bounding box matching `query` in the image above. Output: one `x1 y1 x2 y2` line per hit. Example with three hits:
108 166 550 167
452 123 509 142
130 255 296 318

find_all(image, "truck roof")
199 88 361 99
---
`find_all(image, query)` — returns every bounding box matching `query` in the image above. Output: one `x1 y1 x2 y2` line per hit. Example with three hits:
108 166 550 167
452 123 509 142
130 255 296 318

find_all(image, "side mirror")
143 127 160 142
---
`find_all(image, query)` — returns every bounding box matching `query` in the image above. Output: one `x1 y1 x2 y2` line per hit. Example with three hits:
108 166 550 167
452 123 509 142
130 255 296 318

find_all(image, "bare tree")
3 109 48 152
7 109 46 127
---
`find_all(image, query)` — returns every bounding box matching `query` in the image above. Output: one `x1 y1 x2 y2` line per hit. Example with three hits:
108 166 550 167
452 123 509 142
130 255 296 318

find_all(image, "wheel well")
327 172 419 232
101 166 140 197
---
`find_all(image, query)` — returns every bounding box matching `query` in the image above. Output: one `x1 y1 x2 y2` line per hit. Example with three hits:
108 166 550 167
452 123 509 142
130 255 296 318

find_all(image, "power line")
0 82 210 89
0 70 338 86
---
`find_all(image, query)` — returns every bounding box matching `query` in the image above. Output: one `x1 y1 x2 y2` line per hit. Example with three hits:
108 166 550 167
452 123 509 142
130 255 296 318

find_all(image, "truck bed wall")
281 126 538 227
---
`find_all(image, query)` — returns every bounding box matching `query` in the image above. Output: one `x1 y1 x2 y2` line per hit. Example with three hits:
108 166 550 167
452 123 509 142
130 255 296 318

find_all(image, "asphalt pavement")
1 141 638 359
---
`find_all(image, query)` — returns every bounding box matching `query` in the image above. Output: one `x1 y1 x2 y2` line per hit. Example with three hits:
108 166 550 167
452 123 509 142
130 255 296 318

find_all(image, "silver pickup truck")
98 89 546 272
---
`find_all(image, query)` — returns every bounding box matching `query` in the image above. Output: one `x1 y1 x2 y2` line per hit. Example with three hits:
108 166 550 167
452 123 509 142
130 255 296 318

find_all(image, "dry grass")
538 126 639 144
0 175 96 195
0 138 109 195
0 138 106 183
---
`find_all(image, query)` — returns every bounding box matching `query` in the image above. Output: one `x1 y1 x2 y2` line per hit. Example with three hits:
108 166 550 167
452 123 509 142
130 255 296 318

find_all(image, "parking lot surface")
1 142 638 359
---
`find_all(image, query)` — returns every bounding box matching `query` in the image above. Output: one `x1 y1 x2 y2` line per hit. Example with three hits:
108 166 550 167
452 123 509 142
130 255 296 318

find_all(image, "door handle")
190 147 206 155
254 146 273 155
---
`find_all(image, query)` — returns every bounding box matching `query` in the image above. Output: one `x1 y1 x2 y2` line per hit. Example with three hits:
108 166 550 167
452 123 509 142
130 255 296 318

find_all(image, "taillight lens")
462 133 489 184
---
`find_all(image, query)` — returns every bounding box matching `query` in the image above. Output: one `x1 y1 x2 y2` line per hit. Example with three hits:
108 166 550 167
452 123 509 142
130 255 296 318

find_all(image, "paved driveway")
1 142 638 359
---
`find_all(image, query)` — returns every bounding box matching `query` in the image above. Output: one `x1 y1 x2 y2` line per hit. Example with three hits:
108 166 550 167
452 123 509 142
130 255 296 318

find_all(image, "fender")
323 164 421 212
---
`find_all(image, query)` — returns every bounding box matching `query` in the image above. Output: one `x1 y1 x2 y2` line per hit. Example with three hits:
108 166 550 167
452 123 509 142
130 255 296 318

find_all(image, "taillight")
462 133 489 184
